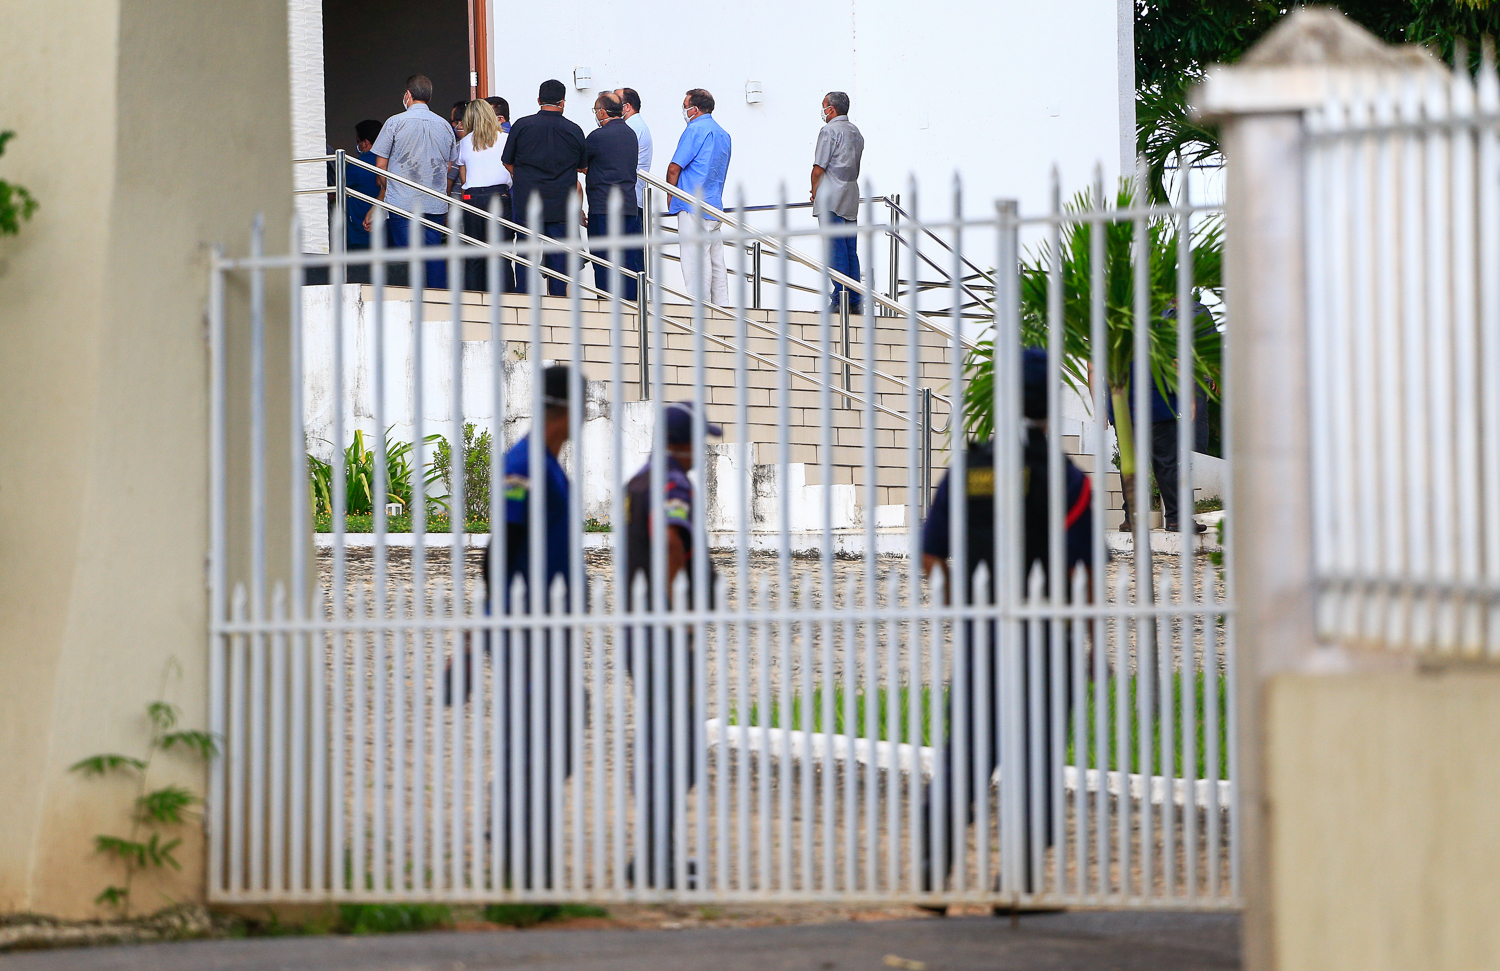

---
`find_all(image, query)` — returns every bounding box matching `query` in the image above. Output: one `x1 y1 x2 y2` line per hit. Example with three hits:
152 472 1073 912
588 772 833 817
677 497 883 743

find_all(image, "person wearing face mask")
613 87 652 211
810 91 865 314
502 79 587 296
579 92 642 298
665 88 731 305
364 74 458 289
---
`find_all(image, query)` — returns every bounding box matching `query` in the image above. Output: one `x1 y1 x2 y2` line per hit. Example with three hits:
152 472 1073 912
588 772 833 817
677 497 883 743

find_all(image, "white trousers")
677 212 728 305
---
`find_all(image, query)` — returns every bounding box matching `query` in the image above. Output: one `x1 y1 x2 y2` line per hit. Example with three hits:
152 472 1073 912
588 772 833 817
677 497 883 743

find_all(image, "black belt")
461 185 510 202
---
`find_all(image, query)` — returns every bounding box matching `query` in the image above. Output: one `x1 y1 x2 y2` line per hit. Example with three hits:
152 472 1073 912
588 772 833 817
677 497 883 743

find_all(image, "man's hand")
363 209 373 231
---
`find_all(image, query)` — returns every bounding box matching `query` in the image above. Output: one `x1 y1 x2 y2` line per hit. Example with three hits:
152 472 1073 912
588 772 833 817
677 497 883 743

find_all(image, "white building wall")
288 0 329 253
488 0 1129 294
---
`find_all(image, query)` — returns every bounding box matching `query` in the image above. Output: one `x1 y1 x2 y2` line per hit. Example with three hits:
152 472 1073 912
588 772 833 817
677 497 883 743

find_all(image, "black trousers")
1121 419 1185 527
624 623 702 889
445 626 573 890
460 185 514 294
921 622 1071 894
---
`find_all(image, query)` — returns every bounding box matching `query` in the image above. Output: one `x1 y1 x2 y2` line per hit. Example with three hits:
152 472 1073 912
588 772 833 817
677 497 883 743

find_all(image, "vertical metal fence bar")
816 214 835 895
1398 79 1432 647
1130 157 1153 899
647 197 668 893
755 575 772 894
1424 74 1457 651
230 587 247 895
1348 95 1381 644
732 187 753 894
409 212 430 893
351 586 367 895
598 189 624 895
1371 88 1405 645
286 217 309 896
526 194 546 893
689 201 711 897
567 205 587 894
248 216 269 896
1174 153 1196 903
447 205 468 895
1084 172 1108 900
607 197 627 893
1043 169 1065 898
1449 62 1482 653
367 209 391 896
1478 51 1500 656
943 179 966 900
208 249 227 897
860 190 880 896
774 189 793 895
903 180 924 896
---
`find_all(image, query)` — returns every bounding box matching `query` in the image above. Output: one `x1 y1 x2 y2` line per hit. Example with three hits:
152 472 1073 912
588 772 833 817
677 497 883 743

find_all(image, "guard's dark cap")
539 79 567 105
665 401 723 444
542 364 577 408
1021 347 1048 420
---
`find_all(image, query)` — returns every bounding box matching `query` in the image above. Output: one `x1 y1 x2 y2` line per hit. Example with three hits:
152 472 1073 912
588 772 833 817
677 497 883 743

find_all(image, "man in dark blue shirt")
919 348 1096 900
344 119 384 251
446 364 580 891
502 79 586 296
581 92 643 300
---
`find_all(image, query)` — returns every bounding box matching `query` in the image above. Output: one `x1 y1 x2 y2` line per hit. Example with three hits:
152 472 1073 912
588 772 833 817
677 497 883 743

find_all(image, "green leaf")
147 701 179 732
137 785 198 824
70 753 148 776
95 886 129 907
95 835 148 867
159 730 220 760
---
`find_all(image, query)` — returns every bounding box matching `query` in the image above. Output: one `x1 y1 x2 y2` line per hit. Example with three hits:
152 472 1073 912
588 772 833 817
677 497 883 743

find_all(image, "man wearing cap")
446 364 580 890
621 401 722 888
917 348 1096 902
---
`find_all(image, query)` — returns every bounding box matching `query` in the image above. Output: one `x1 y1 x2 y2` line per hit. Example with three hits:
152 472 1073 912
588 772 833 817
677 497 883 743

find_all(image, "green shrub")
337 903 453 934
0 131 38 236
432 422 492 521
309 425 446 518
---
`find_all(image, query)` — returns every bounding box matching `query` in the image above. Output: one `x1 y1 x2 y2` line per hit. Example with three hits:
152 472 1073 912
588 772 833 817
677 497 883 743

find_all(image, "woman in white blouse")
457 99 513 292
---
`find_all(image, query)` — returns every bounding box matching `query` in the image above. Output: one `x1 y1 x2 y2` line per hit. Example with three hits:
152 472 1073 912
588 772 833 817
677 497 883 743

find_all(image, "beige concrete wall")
1268 671 1500 971
0 0 294 917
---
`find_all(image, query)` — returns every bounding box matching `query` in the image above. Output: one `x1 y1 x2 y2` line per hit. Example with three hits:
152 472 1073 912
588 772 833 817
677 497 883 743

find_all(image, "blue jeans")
514 217 570 296
820 212 861 311
386 211 449 291
588 211 643 301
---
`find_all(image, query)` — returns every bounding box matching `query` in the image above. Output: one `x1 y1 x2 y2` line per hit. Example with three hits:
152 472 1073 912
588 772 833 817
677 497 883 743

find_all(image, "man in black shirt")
581 92 643 299
502 79 586 296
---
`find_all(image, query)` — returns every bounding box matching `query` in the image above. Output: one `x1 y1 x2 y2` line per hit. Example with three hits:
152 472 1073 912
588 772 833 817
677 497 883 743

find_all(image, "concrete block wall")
304 284 1141 529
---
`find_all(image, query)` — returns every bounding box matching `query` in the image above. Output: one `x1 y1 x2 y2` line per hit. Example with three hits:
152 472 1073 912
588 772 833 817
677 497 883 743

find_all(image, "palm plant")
963 182 1223 512
308 425 447 517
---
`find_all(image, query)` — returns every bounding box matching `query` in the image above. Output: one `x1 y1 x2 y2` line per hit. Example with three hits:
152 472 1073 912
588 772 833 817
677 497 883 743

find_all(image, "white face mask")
820 106 830 123
682 106 693 123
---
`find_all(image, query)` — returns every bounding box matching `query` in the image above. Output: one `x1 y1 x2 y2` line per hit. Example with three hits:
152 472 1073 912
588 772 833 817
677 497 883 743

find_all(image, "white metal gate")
206 164 1237 908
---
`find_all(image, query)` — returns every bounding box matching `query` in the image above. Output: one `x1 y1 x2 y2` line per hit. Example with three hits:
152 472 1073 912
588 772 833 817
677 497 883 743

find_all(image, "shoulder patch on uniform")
504 473 529 501
967 467 995 496
663 497 691 521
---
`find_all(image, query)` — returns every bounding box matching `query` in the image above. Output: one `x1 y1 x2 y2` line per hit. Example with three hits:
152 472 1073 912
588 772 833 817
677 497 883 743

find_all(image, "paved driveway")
2 911 1238 971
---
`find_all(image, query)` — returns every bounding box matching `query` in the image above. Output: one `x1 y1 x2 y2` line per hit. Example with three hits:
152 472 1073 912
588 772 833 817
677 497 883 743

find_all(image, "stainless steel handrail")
296 154 951 422
636 169 980 352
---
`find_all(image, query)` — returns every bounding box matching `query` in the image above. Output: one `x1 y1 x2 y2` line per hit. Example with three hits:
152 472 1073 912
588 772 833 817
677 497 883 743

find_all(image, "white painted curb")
704 718 1231 809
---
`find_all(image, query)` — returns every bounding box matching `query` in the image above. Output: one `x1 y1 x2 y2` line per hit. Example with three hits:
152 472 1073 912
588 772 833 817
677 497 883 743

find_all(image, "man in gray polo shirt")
364 74 457 289
809 91 865 313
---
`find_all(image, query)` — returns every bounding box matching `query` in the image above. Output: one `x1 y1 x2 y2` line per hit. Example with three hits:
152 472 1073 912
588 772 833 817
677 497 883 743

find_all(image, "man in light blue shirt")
614 87 652 209
666 88 731 305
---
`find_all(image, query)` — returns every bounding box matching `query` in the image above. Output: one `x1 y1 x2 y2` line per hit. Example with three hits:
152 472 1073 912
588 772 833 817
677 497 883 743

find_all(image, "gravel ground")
287 547 1233 904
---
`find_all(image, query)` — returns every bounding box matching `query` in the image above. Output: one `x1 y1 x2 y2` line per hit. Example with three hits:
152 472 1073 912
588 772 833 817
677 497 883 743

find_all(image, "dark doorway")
323 0 472 152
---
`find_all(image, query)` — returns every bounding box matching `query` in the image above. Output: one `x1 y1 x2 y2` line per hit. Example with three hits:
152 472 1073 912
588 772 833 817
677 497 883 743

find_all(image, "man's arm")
363 156 391 230
810 164 826 204
665 162 682 187
666 526 689 603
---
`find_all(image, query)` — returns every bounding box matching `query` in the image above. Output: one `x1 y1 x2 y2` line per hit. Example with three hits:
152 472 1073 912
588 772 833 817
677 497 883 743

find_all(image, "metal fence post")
751 240 762 310
334 148 346 245
840 289 851 404
886 194 901 313
919 386 933 515
637 274 651 400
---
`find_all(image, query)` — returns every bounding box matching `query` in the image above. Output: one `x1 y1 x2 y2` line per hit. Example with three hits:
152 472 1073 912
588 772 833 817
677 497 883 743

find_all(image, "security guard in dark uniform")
622 401 722 889
446 364 580 891
919 348 1096 898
